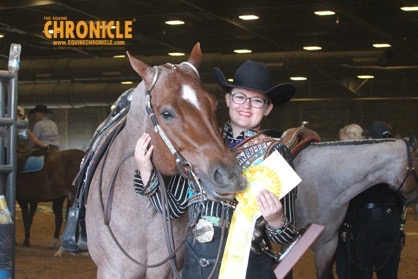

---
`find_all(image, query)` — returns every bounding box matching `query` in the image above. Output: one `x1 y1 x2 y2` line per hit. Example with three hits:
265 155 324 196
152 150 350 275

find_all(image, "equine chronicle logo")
43 16 133 48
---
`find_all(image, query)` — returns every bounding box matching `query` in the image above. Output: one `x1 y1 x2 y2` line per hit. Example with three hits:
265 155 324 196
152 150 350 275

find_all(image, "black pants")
181 227 277 279
345 206 402 279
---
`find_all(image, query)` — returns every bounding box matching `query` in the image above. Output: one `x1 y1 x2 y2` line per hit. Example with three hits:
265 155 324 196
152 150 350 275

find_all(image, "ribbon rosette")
236 164 282 214
219 151 302 279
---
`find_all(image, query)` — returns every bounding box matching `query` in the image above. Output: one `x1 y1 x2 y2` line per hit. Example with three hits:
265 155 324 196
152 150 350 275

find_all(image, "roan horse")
16 149 84 247
85 43 246 278
293 137 418 278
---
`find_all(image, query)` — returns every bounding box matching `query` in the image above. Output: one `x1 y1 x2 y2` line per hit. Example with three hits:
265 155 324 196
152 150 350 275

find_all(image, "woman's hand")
134 133 154 184
256 189 285 228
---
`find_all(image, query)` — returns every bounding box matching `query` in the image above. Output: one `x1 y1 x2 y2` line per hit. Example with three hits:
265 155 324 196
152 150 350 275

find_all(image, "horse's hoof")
23 241 31 247
54 246 63 257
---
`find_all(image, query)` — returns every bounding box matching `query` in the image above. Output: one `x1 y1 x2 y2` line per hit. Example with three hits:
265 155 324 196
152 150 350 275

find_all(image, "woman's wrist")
265 216 289 234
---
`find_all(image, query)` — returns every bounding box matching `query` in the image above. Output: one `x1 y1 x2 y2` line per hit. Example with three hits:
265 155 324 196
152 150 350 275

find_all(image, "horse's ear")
187 42 202 69
126 51 154 88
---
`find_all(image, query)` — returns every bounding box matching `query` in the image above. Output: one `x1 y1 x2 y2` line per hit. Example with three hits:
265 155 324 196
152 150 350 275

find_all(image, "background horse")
16 149 84 247
293 138 418 278
85 43 246 278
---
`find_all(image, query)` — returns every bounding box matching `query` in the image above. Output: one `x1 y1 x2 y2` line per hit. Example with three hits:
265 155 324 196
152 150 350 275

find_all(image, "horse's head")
127 43 246 200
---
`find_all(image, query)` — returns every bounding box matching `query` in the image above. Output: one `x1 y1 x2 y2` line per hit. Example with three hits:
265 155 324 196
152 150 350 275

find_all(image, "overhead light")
168 52 185 56
357 75 374 79
121 81 134 85
401 6 418 11
234 49 252 54
372 43 391 48
290 77 307 81
314 10 335 16
227 78 234 82
113 55 125 58
0 34 3 38
165 20 185 25
303 46 322 51
239 15 259 20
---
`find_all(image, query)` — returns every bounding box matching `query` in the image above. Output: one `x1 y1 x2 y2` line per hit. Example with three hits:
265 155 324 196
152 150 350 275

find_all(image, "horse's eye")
161 110 174 120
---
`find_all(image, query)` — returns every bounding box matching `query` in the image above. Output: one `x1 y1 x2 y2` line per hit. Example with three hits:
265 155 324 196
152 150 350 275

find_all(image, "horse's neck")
298 140 406 204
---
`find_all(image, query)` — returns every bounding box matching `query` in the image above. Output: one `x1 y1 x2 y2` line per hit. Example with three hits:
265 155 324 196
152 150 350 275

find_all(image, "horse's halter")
144 62 203 192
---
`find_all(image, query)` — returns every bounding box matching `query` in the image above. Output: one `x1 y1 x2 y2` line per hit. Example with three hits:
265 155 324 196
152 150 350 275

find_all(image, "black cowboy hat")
362 121 393 139
213 60 296 106
29 104 53 114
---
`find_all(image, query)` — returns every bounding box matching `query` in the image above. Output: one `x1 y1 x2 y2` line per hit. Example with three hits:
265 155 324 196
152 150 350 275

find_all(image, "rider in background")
337 121 404 279
28 104 60 151
134 60 300 278
16 106 49 172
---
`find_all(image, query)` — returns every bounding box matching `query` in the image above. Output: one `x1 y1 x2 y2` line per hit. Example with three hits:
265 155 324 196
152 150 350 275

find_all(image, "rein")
99 62 203 278
399 137 418 206
396 138 418 195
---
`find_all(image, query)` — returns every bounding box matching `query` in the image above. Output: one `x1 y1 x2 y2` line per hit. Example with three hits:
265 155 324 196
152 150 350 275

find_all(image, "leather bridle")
144 63 204 193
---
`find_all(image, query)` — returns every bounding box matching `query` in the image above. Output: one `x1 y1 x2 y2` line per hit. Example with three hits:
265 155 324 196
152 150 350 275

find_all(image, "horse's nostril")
213 165 246 191
213 168 228 187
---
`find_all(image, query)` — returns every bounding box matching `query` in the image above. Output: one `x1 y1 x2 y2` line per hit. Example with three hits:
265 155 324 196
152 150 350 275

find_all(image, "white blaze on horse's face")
181 84 200 109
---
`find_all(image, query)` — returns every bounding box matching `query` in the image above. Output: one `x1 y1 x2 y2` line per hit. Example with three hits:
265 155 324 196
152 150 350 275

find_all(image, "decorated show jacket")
133 123 299 252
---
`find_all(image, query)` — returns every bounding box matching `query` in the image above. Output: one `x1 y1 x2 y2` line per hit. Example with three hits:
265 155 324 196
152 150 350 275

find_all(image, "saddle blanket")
21 156 44 173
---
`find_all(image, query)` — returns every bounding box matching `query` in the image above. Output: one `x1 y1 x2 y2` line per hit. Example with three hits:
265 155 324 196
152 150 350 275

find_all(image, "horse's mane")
311 138 397 147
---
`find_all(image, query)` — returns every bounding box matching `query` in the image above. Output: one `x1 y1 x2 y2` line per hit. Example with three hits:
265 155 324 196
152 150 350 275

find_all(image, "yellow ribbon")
219 165 282 279
218 204 257 279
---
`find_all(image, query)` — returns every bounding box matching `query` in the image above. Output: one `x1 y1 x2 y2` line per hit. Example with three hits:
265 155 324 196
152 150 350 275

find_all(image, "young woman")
134 60 300 278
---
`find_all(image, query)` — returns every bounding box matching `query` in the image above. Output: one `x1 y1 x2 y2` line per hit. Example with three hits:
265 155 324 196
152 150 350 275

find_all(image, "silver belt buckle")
195 218 214 243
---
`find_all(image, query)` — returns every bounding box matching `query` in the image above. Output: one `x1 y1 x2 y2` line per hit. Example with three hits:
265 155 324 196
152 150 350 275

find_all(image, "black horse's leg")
51 196 66 248
17 199 38 247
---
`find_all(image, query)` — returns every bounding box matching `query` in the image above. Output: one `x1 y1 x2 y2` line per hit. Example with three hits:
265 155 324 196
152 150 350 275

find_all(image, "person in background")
134 60 300 278
337 121 405 279
16 106 49 172
331 123 365 279
28 104 60 151
338 123 364 141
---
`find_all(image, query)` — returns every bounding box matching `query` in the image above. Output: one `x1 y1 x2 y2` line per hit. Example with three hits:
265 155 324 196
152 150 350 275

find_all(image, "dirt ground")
11 203 418 278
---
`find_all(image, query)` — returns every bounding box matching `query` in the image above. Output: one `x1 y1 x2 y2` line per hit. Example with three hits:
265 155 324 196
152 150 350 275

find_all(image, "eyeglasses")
229 92 269 109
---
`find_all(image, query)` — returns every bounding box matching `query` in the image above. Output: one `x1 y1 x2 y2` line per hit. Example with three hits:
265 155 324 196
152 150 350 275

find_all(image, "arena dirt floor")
12 203 418 278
